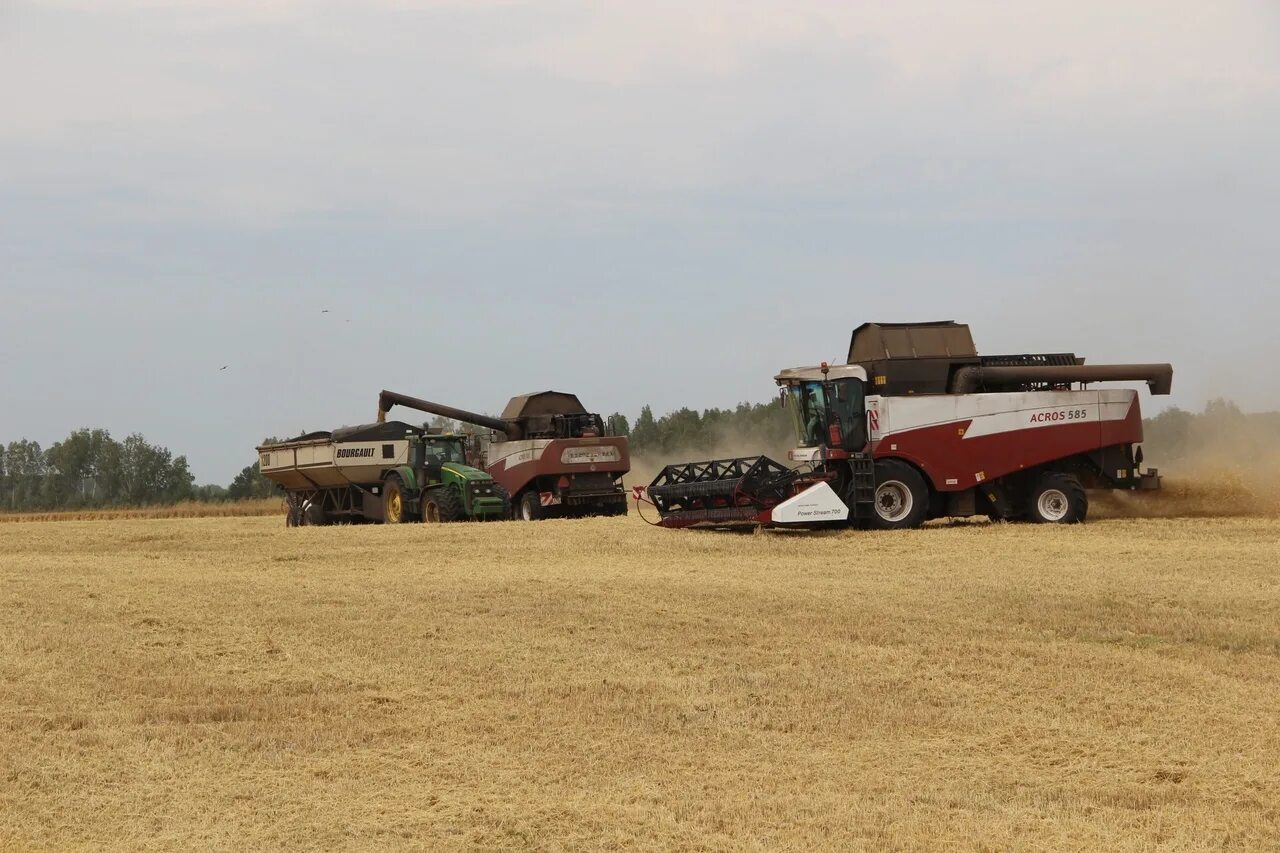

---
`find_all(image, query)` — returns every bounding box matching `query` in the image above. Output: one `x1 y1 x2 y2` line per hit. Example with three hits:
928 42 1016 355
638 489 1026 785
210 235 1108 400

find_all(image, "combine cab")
646 321 1171 529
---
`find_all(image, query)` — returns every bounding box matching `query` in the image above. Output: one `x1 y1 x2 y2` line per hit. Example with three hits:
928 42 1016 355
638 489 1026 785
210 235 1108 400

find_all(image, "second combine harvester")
646 321 1172 529
376 389 630 521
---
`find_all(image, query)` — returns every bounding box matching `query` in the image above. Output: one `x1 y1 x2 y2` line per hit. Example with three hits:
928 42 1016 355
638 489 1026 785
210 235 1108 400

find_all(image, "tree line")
0 429 278 512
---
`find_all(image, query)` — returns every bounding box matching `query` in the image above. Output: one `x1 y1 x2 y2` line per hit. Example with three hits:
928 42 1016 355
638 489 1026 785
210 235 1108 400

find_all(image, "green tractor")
383 433 511 523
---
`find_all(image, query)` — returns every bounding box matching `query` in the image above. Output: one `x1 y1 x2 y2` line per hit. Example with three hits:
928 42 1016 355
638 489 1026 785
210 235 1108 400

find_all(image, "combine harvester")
645 321 1172 529
376 390 629 520
259 388 629 525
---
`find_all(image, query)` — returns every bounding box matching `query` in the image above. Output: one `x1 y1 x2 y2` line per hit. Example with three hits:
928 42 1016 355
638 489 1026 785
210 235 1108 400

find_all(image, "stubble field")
1 511 1278 850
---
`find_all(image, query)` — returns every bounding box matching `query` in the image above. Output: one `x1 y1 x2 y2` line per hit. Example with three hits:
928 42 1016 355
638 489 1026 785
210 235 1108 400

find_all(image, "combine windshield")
786 379 866 450
787 382 828 447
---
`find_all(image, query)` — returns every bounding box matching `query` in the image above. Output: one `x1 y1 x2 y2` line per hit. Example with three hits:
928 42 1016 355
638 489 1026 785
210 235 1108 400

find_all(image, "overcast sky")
3 0 1279 483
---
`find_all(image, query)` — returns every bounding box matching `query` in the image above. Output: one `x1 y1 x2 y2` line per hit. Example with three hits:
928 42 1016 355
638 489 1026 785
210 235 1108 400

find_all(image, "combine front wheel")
870 460 929 530
519 491 544 522
1028 473 1088 524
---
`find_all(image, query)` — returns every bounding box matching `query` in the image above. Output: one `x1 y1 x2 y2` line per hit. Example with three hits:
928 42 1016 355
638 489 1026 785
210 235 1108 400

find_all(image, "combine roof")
499 391 587 420
847 321 978 364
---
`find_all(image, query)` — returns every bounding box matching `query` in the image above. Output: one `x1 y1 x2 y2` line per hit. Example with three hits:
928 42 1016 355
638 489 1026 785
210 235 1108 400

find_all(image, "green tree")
46 428 117 507
228 462 277 500
606 413 630 437
4 440 47 509
630 405 658 452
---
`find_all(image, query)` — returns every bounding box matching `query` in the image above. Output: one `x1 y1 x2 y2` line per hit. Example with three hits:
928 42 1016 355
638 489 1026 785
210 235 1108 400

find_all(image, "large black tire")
301 498 327 527
422 486 465 523
383 474 408 524
518 490 544 522
1027 472 1088 524
491 483 512 520
870 459 930 530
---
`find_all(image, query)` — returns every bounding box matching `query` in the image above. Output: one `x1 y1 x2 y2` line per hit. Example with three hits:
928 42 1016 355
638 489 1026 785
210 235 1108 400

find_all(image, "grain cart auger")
377 389 630 521
645 321 1172 530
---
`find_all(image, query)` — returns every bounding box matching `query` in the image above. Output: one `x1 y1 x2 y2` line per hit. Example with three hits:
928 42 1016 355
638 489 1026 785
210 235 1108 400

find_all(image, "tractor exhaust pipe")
377 390 518 438
950 364 1173 396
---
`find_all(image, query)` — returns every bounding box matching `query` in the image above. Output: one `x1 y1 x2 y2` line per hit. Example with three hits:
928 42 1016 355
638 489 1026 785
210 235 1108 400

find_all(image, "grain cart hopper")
377 389 630 520
258 422 509 526
646 321 1172 529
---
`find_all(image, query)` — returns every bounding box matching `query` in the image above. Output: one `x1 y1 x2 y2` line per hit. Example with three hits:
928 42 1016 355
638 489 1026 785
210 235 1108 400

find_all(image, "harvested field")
1 513 1278 850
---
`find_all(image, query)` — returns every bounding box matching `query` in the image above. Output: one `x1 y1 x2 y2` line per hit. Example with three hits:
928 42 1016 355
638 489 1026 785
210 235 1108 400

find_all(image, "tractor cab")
776 364 868 460
421 434 467 464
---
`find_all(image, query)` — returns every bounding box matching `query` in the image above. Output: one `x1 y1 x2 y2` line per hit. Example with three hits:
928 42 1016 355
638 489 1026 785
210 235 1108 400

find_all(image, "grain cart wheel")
382 474 408 524
870 460 930 530
519 491 544 522
422 487 465 523
1027 472 1088 524
302 499 327 526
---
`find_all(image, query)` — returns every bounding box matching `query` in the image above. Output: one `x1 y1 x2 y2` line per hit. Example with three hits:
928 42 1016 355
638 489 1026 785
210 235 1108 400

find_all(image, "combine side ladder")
846 454 876 524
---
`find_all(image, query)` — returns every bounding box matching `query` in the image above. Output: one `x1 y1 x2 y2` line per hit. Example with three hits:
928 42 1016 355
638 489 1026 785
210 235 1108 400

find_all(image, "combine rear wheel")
519 491 544 522
1027 472 1088 524
383 474 408 524
422 487 465 523
870 460 929 530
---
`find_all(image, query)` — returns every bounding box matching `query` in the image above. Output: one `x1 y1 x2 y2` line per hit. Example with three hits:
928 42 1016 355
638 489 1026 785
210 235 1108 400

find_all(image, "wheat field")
1 511 1277 850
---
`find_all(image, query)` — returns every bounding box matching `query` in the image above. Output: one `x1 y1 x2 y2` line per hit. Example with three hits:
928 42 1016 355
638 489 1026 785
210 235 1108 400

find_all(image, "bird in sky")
220 365 228 371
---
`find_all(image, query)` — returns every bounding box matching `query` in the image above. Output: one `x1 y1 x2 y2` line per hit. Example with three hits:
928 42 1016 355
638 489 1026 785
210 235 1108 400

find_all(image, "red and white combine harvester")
645 321 1172 529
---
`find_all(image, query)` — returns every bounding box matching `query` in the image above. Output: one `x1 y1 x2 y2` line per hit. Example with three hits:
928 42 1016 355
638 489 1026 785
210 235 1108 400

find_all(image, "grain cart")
646 321 1172 529
377 390 630 520
258 422 509 525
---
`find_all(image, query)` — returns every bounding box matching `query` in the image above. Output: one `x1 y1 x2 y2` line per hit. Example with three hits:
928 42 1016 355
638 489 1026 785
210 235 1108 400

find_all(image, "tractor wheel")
422 487 465 523
870 460 930 530
382 474 408 524
285 495 301 527
492 483 512 520
518 491 544 522
1027 472 1088 524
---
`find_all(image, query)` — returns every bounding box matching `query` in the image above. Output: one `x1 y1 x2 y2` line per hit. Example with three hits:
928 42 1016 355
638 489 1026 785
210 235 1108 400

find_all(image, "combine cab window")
786 379 866 450
788 383 828 447
829 378 866 450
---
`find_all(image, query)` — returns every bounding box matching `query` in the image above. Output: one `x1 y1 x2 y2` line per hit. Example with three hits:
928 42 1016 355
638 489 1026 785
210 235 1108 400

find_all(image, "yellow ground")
1 513 1277 850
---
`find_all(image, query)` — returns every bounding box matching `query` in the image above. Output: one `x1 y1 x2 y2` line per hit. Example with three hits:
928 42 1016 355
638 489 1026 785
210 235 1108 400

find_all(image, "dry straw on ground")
0 498 283 524
2 511 1278 850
